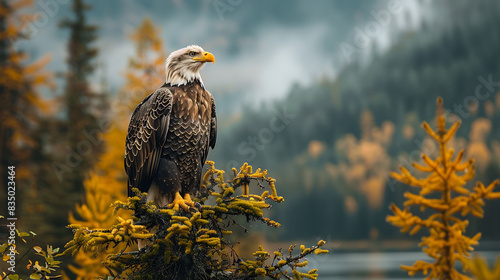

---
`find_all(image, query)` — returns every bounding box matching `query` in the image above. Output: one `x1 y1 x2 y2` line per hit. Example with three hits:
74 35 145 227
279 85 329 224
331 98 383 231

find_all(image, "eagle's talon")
168 192 196 212
194 202 202 211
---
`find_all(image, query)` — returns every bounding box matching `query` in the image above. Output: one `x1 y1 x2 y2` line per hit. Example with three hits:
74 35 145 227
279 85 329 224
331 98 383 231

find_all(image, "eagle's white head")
165 45 215 87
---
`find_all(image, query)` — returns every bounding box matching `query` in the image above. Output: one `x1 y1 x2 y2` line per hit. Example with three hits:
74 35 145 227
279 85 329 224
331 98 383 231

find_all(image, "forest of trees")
0 0 107 253
1 0 500 278
212 0 500 241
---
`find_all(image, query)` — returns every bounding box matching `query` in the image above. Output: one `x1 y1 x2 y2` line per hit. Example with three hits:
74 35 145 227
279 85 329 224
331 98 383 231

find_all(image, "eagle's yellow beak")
193 51 215 63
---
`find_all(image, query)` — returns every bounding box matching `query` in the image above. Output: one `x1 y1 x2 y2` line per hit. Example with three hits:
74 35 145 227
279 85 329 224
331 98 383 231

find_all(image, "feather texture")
124 81 217 199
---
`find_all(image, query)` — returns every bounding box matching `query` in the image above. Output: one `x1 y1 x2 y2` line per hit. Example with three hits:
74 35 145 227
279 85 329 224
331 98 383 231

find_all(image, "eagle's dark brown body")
125 80 217 201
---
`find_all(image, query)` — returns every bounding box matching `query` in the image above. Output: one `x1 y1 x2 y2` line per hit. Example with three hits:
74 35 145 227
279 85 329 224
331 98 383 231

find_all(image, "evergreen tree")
42 0 105 249
0 0 52 214
57 0 101 188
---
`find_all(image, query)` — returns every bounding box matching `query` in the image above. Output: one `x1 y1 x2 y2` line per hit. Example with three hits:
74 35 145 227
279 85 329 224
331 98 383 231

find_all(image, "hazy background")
25 0 431 111
5 0 500 279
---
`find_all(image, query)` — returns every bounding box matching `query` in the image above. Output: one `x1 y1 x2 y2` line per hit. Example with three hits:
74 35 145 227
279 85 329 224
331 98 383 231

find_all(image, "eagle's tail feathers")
146 182 171 208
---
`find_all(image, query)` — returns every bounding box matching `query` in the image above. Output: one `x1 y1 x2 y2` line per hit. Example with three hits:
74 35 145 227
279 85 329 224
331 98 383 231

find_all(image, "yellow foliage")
0 222 63 280
239 239 327 280
119 17 166 115
387 98 500 280
361 176 386 209
467 255 500 280
307 140 325 159
66 122 131 280
326 113 393 209
0 0 54 185
467 118 493 173
63 162 328 280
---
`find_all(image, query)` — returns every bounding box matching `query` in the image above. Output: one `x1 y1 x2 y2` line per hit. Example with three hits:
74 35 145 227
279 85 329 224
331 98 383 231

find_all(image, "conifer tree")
57 0 101 189
64 162 329 280
119 17 166 115
387 98 500 280
0 0 52 207
42 0 105 247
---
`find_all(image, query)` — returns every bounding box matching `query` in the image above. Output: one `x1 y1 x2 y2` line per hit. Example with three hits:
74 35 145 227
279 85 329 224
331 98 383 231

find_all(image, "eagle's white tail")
138 183 171 250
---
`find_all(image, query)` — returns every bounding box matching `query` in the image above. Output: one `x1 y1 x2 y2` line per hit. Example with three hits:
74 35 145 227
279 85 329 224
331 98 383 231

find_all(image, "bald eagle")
125 45 217 214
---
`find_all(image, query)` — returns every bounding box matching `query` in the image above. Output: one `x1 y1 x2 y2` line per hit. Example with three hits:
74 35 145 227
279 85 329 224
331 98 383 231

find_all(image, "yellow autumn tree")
67 18 166 279
119 17 165 115
0 1 59 278
66 128 130 279
387 98 500 280
0 0 53 189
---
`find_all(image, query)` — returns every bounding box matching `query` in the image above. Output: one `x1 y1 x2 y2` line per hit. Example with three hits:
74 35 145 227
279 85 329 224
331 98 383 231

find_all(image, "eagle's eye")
188 51 196 57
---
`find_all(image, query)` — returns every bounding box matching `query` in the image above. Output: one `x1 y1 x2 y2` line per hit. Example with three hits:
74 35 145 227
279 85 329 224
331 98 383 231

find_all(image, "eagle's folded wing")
125 87 172 196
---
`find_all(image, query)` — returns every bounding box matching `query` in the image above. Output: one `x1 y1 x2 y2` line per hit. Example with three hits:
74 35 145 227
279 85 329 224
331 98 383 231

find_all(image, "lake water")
298 250 500 279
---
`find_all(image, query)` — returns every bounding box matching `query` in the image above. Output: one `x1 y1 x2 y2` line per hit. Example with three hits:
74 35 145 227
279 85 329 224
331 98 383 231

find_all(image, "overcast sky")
20 0 430 114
